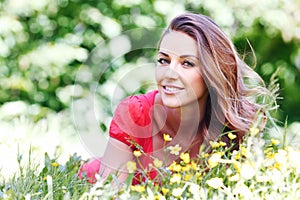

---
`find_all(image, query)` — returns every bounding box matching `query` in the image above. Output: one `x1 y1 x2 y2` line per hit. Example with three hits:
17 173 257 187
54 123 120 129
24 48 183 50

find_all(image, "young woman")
78 12 269 184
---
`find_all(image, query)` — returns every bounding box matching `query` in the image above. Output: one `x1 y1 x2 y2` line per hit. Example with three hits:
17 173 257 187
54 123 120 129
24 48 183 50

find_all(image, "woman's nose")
164 61 180 79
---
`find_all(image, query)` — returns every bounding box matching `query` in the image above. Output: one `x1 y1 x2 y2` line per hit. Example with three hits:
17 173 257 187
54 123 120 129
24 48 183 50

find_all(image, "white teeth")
165 86 181 92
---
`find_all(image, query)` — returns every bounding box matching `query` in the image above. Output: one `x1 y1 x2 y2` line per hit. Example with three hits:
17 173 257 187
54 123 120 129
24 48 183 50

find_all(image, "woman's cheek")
155 67 164 83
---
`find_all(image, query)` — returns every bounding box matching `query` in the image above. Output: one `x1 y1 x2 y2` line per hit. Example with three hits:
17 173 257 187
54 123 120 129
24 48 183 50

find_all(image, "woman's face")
156 31 208 108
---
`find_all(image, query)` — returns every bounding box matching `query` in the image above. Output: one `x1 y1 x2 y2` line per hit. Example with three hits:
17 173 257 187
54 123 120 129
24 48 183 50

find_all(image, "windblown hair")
161 13 270 148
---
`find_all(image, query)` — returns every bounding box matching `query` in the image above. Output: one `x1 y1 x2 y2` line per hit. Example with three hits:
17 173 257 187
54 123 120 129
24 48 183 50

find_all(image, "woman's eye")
182 60 195 67
157 58 169 65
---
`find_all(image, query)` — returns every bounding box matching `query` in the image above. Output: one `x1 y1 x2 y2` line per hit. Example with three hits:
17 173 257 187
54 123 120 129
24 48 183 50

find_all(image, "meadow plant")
1 117 300 199
80 123 300 200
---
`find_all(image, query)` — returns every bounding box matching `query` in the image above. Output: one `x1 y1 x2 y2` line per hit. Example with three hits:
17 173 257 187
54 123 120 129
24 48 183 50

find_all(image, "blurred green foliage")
0 0 299 123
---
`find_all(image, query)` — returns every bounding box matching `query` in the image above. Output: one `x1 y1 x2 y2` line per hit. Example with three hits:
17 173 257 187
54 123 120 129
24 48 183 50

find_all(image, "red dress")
79 90 159 184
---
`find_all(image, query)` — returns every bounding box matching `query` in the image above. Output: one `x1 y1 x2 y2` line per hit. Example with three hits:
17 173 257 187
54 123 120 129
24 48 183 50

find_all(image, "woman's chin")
161 99 181 108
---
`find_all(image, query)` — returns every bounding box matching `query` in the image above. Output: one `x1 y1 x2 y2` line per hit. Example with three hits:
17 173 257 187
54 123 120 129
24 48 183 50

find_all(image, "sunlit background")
0 0 299 181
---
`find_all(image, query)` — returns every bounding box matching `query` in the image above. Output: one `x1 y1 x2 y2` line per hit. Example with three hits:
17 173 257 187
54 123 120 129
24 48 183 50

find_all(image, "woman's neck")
153 92 208 140
166 95 208 134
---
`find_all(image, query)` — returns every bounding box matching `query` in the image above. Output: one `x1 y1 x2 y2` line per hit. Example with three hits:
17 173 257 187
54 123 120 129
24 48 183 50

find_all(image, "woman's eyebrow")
158 51 169 57
158 51 198 59
180 55 199 59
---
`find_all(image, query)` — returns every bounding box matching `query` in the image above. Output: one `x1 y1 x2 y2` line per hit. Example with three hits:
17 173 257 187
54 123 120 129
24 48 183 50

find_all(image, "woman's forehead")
159 31 198 57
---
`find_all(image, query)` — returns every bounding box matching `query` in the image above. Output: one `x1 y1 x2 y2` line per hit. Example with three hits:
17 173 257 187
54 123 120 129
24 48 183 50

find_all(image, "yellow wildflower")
209 141 220 148
266 152 275 159
161 188 169 195
154 194 166 200
201 153 209 158
126 161 136 173
172 188 183 197
240 146 248 157
51 162 59 167
131 185 145 193
249 127 260 135
264 147 273 154
233 161 241 173
274 162 281 170
184 174 191 181
180 153 190 164
228 132 237 140
163 133 172 142
170 173 181 184
271 138 280 145
168 161 176 171
206 177 224 189
153 158 163 168
219 141 226 147
172 164 182 172
182 164 191 171
191 161 199 170
234 152 241 160
208 152 222 168
167 144 182 155
133 150 142 157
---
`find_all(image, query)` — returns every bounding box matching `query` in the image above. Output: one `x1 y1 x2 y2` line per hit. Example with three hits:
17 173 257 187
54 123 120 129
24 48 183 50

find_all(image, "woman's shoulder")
126 90 158 126
109 90 158 147
114 90 158 126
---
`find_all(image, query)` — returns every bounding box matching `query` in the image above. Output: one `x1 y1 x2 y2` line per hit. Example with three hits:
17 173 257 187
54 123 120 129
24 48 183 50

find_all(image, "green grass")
0 151 92 200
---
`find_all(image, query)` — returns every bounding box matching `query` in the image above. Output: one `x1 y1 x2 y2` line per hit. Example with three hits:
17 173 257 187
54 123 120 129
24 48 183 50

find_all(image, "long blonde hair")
161 13 270 147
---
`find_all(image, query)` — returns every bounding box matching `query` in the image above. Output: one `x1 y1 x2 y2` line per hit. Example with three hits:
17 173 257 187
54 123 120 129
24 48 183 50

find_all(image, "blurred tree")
0 0 299 123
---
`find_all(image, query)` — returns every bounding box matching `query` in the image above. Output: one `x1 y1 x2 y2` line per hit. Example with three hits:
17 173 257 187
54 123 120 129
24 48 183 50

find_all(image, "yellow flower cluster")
117 128 300 200
130 185 145 193
209 141 226 148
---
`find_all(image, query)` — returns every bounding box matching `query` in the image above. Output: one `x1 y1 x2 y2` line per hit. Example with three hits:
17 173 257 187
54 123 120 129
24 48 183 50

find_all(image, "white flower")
189 183 201 199
167 144 182 155
208 152 222 168
206 177 224 189
233 182 252 197
172 187 183 197
256 175 269 183
287 148 300 174
240 163 255 180
274 149 287 164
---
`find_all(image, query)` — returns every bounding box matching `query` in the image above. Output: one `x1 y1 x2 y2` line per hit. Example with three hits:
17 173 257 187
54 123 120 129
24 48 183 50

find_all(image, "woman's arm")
99 137 134 183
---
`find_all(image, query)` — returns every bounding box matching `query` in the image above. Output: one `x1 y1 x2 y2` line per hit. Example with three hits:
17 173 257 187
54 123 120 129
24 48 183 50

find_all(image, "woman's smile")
162 84 184 94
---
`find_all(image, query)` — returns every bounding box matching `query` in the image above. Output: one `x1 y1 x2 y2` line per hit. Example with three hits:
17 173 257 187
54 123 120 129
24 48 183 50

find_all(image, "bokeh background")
0 0 299 179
